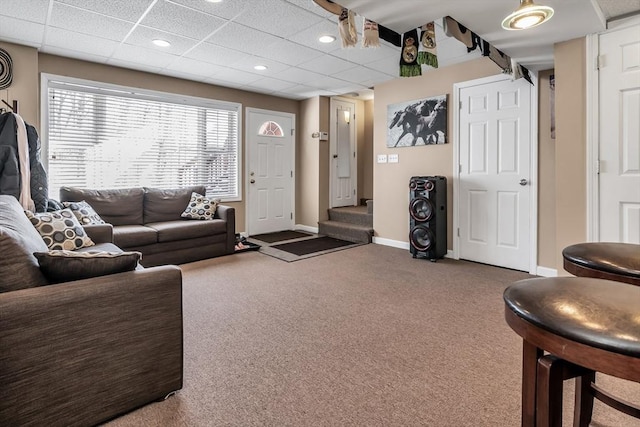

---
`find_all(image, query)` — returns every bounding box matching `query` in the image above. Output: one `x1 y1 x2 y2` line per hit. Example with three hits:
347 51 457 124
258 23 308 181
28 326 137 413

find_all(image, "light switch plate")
377 154 387 163
388 154 399 163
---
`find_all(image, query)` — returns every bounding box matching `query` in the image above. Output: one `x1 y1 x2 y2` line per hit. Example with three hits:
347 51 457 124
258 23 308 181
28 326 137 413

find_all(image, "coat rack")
0 99 18 114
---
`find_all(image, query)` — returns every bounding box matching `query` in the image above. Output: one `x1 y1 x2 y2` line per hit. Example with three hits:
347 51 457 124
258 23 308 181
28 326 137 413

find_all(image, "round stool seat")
563 243 640 285
504 277 640 358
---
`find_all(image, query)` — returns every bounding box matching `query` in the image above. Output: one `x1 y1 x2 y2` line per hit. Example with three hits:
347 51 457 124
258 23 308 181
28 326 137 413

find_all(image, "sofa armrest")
84 223 114 244
0 265 183 426
216 205 236 254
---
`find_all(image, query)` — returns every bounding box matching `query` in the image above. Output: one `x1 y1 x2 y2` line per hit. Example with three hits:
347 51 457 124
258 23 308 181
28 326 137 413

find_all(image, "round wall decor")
0 48 14 90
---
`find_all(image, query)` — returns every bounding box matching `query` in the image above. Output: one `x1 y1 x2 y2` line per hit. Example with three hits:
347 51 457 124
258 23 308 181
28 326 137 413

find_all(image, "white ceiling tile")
0 16 45 46
107 58 163 74
238 85 274 95
242 76 298 93
229 56 290 75
206 22 281 56
304 75 350 91
331 84 370 95
331 66 392 86
287 19 341 53
204 77 246 90
111 44 179 69
54 0 154 23
184 42 247 67
234 0 324 38
269 67 327 85
46 28 120 58
49 3 134 42
297 55 358 75
161 68 209 83
126 26 200 56
165 57 226 78
0 0 50 24
168 0 251 20
329 43 398 65
40 46 109 64
212 68 262 85
365 56 400 77
261 40 324 66
141 0 227 40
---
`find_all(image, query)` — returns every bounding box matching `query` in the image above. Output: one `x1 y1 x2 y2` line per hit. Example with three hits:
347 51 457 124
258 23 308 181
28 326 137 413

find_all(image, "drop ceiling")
0 0 637 100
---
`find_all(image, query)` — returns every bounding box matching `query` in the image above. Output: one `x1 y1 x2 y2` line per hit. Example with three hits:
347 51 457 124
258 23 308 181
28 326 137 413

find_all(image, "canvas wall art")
387 94 447 148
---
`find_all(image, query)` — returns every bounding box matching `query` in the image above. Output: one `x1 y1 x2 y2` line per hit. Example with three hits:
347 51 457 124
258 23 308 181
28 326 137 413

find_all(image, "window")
42 75 241 201
258 120 283 136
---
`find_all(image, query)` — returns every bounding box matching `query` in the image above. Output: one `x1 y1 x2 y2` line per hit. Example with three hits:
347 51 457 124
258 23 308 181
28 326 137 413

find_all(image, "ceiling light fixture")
254 65 268 71
501 0 554 30
205 0 223 3
318 35 336 43
152 39 171 47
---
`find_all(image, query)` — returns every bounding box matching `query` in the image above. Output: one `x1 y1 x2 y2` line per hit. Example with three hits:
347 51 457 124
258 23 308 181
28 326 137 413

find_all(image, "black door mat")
271 236 355 256
250 230 312 244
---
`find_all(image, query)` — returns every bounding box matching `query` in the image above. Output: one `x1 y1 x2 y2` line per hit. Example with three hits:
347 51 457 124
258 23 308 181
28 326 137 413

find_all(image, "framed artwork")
387 94 447 148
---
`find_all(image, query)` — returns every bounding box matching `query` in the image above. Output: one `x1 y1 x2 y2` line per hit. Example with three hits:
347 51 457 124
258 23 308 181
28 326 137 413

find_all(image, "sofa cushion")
146 219 227 243
143 185 206 224
0 196 50 292
25 209 95 251
34 250 142 283
62 200 106 225
60 187 144 226
180 192 220 220
113 225 158 248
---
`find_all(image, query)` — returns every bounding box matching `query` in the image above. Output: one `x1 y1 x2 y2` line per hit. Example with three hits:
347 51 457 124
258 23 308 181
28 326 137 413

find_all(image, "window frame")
40 73 243 202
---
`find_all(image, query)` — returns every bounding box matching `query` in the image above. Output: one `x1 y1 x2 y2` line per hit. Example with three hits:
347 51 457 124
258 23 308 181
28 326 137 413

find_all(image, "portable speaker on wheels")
409 176 447 261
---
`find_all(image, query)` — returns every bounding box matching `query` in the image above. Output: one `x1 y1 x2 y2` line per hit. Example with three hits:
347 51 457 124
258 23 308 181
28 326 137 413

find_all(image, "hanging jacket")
0 112 48 212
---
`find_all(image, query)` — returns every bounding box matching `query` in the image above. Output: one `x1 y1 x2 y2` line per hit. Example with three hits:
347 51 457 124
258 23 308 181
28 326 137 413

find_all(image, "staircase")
318 200 373 244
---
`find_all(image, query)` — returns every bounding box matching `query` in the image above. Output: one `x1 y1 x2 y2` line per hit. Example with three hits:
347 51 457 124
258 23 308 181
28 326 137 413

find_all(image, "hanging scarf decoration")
400 29 421 77
417 22 438 69
338 8 358 48
444 16 532 84
363 18 380 48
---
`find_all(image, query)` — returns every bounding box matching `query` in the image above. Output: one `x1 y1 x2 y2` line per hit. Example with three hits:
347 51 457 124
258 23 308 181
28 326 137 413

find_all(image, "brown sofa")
60 185 236 267
0 194 183 426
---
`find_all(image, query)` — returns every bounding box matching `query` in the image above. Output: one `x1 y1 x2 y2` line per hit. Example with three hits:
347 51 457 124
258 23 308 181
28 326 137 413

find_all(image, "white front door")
598 23 640 243
246 108 295 236
457 76 533 272
330 98 356 207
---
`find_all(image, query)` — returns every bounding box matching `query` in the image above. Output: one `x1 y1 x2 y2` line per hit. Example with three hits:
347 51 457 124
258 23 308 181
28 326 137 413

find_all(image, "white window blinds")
45 78 240 201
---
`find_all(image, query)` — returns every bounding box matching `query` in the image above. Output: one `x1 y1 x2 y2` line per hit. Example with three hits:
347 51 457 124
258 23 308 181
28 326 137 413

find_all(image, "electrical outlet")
377 154 387 163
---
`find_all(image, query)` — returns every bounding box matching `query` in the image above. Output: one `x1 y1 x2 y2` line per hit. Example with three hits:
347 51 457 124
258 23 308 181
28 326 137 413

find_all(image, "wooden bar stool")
563 242 640 286
503 277 640 427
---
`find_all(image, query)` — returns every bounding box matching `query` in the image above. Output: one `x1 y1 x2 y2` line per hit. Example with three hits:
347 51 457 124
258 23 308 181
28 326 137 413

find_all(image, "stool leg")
522 340 543 427
536 355 564 427
574 371 596 427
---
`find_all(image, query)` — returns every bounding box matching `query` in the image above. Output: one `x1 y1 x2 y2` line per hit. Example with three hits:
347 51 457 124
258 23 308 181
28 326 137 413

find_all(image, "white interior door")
598 23 640 243
330 98 356 207
247 109 294 235
458 76 532 272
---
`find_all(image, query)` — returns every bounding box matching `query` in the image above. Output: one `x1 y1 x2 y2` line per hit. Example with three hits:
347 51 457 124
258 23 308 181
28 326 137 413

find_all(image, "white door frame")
452 73 539 275
329 96 357 207
586 16 640 242
244 107 296 236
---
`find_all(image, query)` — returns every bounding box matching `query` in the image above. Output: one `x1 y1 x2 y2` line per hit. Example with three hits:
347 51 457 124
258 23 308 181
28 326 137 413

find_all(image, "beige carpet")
104 244 640 426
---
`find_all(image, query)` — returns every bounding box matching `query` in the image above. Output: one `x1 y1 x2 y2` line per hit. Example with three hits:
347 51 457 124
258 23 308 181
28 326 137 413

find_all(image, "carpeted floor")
104 244 640 427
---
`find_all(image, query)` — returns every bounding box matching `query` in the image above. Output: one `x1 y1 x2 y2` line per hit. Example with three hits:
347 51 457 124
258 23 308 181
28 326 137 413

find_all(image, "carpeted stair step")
318 220 373 244
328 206 372 228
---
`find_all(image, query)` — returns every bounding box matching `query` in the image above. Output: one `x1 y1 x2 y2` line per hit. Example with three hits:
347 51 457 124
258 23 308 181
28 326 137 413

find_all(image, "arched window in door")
258 121 284 137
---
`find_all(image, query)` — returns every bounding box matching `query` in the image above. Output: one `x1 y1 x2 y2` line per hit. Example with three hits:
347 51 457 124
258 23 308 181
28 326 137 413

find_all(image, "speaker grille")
409 197 434 221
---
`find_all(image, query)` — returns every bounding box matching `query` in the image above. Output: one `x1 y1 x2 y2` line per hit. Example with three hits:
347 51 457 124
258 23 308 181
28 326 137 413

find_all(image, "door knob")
519 179 528 186
333 154 338 158
250 179 255 184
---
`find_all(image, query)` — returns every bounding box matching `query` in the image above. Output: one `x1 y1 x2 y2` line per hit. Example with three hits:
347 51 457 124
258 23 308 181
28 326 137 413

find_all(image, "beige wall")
297 97 321 228
0 42 39 126
554 38 587 273
373 57 501 246
537 69 557 269
361 99 374 201
318 96 330 222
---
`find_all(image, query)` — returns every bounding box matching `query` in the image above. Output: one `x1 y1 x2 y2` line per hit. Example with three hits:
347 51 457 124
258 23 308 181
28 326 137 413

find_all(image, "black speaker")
409 176 447 261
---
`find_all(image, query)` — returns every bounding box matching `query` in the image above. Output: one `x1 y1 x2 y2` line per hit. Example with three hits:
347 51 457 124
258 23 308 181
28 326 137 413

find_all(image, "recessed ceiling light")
318 35 336 43
205 0 223 3
152 39 171 47
254 65 268 71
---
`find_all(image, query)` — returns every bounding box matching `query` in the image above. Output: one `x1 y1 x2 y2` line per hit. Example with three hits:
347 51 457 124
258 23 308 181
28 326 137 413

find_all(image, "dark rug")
250 230 312 244
271 236 355 256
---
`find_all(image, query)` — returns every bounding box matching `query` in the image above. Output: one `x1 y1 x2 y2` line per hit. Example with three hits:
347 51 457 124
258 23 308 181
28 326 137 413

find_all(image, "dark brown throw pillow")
34 250 142 283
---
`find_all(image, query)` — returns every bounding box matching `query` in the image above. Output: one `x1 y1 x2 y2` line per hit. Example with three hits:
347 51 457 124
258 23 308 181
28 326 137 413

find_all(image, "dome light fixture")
254 65 268 71
501 0 554 30
152 39 171 47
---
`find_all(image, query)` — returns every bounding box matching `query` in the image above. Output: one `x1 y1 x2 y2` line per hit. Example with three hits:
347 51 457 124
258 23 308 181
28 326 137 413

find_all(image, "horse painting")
387 95 447 147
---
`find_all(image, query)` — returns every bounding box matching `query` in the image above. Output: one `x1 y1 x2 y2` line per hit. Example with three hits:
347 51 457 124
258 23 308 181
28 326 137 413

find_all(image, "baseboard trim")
536 266 557 277
372 237 409 249
296 224 318 234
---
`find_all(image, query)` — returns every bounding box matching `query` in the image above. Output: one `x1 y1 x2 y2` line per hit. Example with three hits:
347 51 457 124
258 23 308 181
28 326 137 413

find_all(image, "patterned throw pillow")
180 192 220 220
34 250 141 283
62 200 106 225
25 209 95 250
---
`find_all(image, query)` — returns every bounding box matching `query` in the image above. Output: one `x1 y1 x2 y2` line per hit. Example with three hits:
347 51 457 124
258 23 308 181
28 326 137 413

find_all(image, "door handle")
519 179 528 186
250 179 255 184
